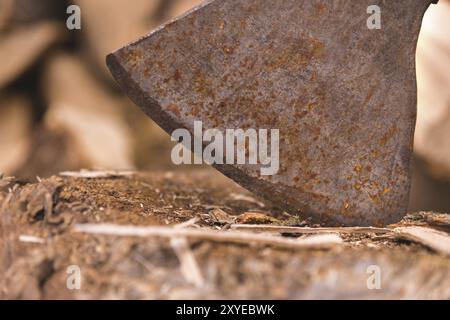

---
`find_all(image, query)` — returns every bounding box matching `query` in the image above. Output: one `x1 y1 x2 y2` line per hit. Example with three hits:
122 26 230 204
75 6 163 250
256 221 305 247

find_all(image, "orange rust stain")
144 65 152 77
379 126 399 146
189 104 201 117
362 85 377 108
124 48 143 68
368 194 382 204
265 35 325 72
307 102 318 112
166 104 181 116
315 3 327 15
311 40 325 58
295 110 309 120
192 71 215 98
173 69 182 81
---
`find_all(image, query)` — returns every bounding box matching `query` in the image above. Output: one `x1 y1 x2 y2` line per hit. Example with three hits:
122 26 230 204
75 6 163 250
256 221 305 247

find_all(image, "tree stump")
0 170 449 299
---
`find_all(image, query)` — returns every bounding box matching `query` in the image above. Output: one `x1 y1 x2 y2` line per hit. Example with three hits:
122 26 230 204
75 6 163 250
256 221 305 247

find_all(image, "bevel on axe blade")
107 0 436 226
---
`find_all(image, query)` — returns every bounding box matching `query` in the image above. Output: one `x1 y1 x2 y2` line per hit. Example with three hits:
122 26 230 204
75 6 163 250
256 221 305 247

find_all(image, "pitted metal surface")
108 0 435 226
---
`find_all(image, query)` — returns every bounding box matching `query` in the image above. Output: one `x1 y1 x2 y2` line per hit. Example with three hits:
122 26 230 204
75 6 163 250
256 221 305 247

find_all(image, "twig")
74 223 343 250
18 235 45 244
59 169 135 179
230 224 391 235
170 237 204 287
174 217 200 229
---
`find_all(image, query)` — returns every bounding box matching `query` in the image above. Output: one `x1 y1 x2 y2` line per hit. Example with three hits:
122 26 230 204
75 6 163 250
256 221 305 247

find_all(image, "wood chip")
209 208 234 224
74 223 343 250
394 226 450 256
235 212 279 225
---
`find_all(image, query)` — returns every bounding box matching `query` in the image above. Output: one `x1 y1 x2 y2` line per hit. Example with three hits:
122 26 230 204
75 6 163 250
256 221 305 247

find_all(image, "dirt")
0 170 449 299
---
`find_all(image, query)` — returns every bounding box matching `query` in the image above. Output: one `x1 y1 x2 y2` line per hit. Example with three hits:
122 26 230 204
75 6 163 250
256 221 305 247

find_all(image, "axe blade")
107 0 435 226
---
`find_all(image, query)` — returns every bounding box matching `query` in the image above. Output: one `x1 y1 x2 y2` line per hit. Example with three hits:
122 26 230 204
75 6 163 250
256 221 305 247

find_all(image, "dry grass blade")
394 226 450 256
18 235 45 244
170 237 204 287
174 217 200 229
74 223 343 250
230 224 391 235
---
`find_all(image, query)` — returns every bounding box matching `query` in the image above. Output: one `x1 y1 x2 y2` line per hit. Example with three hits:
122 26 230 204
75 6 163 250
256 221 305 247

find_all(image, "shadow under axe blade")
107 0 439 226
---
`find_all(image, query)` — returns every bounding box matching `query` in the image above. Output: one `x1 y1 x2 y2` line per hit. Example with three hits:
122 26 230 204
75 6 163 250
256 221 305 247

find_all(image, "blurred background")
0 0 449 213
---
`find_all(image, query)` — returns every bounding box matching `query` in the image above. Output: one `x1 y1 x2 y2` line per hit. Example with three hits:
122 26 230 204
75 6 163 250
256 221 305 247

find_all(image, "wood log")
0 22 62 88
0 95 32 175
0 0 64 30
416 0 450 179
37 53 134 173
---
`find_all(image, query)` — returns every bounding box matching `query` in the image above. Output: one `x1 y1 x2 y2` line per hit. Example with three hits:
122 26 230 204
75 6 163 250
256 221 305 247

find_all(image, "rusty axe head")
107 0 436 226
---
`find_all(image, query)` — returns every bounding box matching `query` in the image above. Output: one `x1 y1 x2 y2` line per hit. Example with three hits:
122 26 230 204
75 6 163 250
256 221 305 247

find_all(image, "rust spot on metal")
379 126 399 146
166 104 181 117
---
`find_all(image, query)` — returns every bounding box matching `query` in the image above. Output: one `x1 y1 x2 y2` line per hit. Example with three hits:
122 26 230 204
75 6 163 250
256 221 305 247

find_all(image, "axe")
107 0 438 226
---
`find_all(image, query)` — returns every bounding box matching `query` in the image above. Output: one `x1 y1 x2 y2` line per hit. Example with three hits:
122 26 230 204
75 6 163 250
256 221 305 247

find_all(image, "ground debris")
208 208 234 225
235 212 281 225
0 171 449 299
